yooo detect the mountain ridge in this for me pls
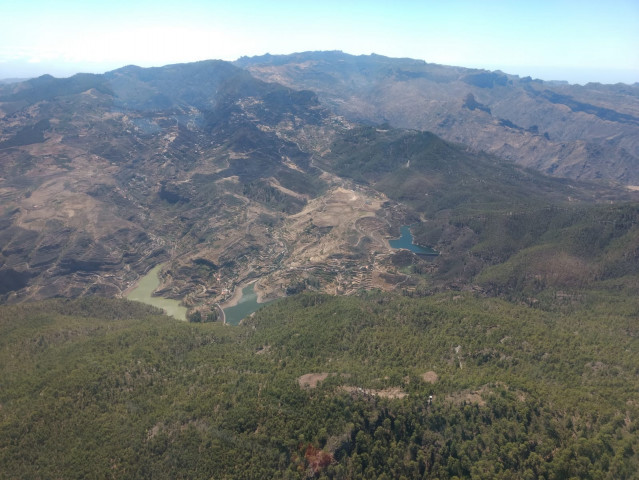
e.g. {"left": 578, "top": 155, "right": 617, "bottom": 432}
{"left": 237, "top": 51, "right": 639, "bottom": 184}
{"left": 0, "top": 60, "right": 332, "bottom": 303}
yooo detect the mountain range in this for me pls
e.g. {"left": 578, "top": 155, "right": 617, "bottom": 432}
{"left": 238, "top": 51, "right": 639, "bottom": 185}
{"left": 1, "top": 52, "right": 639, "bottom": 478}
{"left": 1, "top": 53, "right": 639, "bottom": 307}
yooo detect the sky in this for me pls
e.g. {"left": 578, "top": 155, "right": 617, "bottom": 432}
{"left": 1, "top": 0, "right": 638, "bottom": 84}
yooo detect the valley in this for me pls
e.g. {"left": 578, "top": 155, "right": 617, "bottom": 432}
{"left": 0, "top": 61, "right": 481, "bottom": 313}
{"left": 0, "top": 58, "right": 637, "bottom": 319}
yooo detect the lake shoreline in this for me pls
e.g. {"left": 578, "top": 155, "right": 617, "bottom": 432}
{"left": 389, "top": 225, "right": 438, "bottom": 256}
{"left": 222, "top": 282, "right": 277, "bottom": 326}
{"left": 220, "top": 280, "right": 257, "bottom": 310}
{"left": 125, "top": 264, "right": 188, "bottom": 321}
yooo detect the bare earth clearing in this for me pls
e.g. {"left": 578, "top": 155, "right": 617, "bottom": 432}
{"left": 298, "top": 373, "right": 332, "bottom": 389}
{"left": 421, "top": 371, "right": 439, "bottom": 383}
{"left": 297, "top": 373, "right": 408, "bottom": 399}
{"left": 341, "top": 386, "right": 408, "bottom": 399}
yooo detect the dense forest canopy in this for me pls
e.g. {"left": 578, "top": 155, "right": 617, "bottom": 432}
{"left": 0, "top": 295, "right": 637, "bottom": 478}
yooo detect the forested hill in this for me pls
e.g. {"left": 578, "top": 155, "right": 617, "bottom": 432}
{"left": 1, "top": 295, "right": 637, "bottom": 478}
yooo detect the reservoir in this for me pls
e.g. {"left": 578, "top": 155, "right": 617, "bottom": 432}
{"left": 223, "top": 283, "right": 272, "bottom": 326}
{"left": 389, "top": 225, "right": 438, "bottom": 255}
{"left": 126, "top": 264, "right": 188, "bottom": 320}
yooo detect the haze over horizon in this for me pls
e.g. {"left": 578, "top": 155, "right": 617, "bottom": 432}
{"left": 2, "top": 0, "right": 638, "bottom": 85}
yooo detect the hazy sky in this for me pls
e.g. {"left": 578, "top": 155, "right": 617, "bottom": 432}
{"left": 1, "top": 0, "right": 638, "bottom": 84}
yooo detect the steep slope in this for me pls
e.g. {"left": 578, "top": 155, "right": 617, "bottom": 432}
{"left": 316, "top": 125, "right": 639, "bottom": 296}
{"left": 0, "top": 61, "right": 329, "bottom": 303}
{"left": 237, "top": 51, "right": 639, "bottom": 184}
{"left": 321, "top": 125, "right": 605, "bottom": 213}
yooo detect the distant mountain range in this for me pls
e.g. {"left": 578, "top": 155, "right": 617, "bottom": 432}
{"left": 237, "top": 51, "right": 639, "bottom": 185}
{"left": 0, "top": 78, "right": 29, "bottom": 85}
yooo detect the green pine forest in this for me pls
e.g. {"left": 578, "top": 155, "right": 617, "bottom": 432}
{"left": 1, "top": 288, "right": 637, "bottom": 478}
